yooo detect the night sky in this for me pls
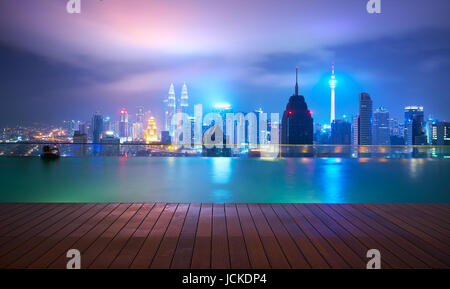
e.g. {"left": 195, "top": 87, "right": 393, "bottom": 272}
{"left": 0, "top": 0, "right": 449, "bottom": 127}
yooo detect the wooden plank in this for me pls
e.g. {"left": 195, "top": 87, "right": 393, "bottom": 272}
{"left": 150, "top": 204, "right": 189, "bottom": 269}
{"left": 319, "top": 204, "right": 409, "bottom": 269}
{"left": 271, "top": 204, "right": 329, "bottom": 269}
{"left": 294, "top": 204, "right": 365, "bottom": 268}
{"left": 225, "top": 203, "right": 250, "bottom": 269}
{"left": 0, "top": 204, "right": 90, "bottom": 268}
{"left": 327, "top": 204, "right": 418, "bottom": 268}
{"left": 282, "top": 203, "right": 349, "bottom": 269}
{"left": 89, "top": 203, "right": 154, "bottom": 269}
{"left": 247, "top": 204, "right": 290, "bottom": 269}
{"left": 211, "top": 203, "right": 230, "bottom": 269}
{"left": 0, "top": 203, "right": 448, "bottom": 269}
{"left": 406, "top": 204, "right": 450, "bottom": 228}
{"left": 130, "top": 203, "right": 178, "bottom": 269}
{"left": 0, "top": 204, "right": 22, "bottom": 216}
{"left": 0, "top": 204, "right": 35, "bottom": 222}
{"left": 47, "top": 203, "right": 131, "bottom": 269}
{"left": 170, "top": 203, "right": 201, "bottom": 269}
{"left": 427, "top": 204, "right": 450, "bottom": 215}
{"left": 80, "top": 203, "right": 142, "bottom": 268}
{"left": 109, "top": 203, "right": 166, "bottom": 269}
{"left": 350, "top": 204, "right": 447, "bottom": 268}
{"left": 307, "top": 204, "right": 369, "bottom": 267}
{"left": 7, "top": 203, "right": 104, "bottom": 268}
{"left": 0, "top": 204, "right": 60, "bottom": 237}
{"left": 364, "top": 204, "right": 450, "bottom": 266}
{"left": 381, "top": 203, "right": 450, "bottom": 238}
{"left": 0, "top": 204, "right": 77, "bottom": 258}
{"left": 339, "top": 204, "right": 429, "bottom": 268}
{"left": 259, "top": 204, "right": 310, "bottom": 269}
{"left": 235, "top": 204, "right": 270, "bottom": 269}
{"left": 191, "top": 203, "right": 212, "bottom": 269}
{"left": 28, "top": 203, "right": 119, "bottom": 268}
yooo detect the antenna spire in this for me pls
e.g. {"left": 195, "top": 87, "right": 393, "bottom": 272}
{"left": 295, "top": 66, "right": 299, "bottom": 96}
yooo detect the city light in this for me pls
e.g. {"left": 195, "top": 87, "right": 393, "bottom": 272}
{"left": 328, "top": 79, "right": 337, "bottom": 88}
{"left": 214, "top": 103, "right": 231, "bottom": 109}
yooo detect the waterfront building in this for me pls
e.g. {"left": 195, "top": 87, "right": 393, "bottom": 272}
{"left": 100, "top": 131, "right": 120, "bottom": 156}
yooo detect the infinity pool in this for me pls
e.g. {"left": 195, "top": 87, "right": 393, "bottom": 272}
{"left": 0, "top": 157, "right": 449, "bottom": 203}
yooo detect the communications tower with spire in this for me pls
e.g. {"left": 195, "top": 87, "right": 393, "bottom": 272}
{"left": 329, "top": 62, "right": 337, "bottom": 124}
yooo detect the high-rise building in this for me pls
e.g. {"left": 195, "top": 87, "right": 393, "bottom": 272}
{"left": 431, "top": 122, "right": 450, "bottom": 145}
{"left": 356, "top": 92, "right": 373, "bottom": 145}
{"left": 373, "top": 107, "right": 390, "bottom": 145}
{"left": 100, "top": 131, "right": 120, "bottom": 156}
{"left": 388, "top": 117, "right": 400, "bottom": 136}
{"left": 144, "top": 116, "right": 158, "bottom": 143}
{"left": 63, "top": 120, "right": 76, "bottom": 137}
{"left": 136, "top": 106, "right": 145, "bottom": 123}
{"left": 412, "top": 114, "right": 427, "bottom": 145}
{"left": 281, "top": 67, "right": 313, "bottom": 155}
{"left": 132, "top": 122, "right": 144, "bottom": 141}
{"left": 180, "top": 82, "right": 189, "bottom": 115}
{"left": 329, "top": 62, "right": 337, "bottom": 124}
{"left": 352, "top": 116, "right": 359, "bottom": 145}
{"left": 103, "top": 116, "right": 111, "bottom": 133}
{"left": 92, "top": 112, "right": 103, "bottom": 143}
{"left": 119, "top": 108, "right": 129, "bottom": 141}
{"left": 331, "top": 120, "right": 351, "bottom": 145}
{"left": 166, "top": 83, "right": 176, "bottom": 136}
{"left": 404, "top": 106, "right": 424, "bottom": 145}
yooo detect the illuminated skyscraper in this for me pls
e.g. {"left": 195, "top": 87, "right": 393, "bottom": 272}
{"left": 91, "top": 111, "right": 103, "bottom": 143}
{"left": 329, "top": 62, "right": 337, "bottom": 124}
{"left": 281, "top": 67, "right": 314, "bottom": 156}
{"left": 373, "top": 107, "right": 390, "bottom": 145}
{"left": 166, "top": 83, "right": 176, "bottom": 136}
{"left": 136, "top": 106, "right": 145, "bottom": 123}
{"left": 119, "top": 108, "right": 129, "bottom": 140}
{"left": 144, "top": 116, "right": 158, "bottom": 143}
{"left": 180, "top": 82, "right": 189, "bottom": 114}
{"left": 404, "top": 106, "right": 425, "bottom": 145}
{"left": 357, "top": 92, "right": 372, "bottom": 145}
{"left": 331, "top": 120, "right": 351, "bottom": 145}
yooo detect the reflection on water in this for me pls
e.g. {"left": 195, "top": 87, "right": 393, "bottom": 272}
{"left": 211, "top": 158, "right": 232, "bottom": 184}
{"left": 408, "top": 158, "right": 425, "bottom": 179}
{"left": 322, "top": 158, "right": 344, "bottom": 203}
{"left": 0, "top": 157, "right": 449, "bottom": 203}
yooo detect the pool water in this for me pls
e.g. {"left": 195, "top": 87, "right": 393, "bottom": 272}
{"left": 0, "top": 157, "right": 449, "bottom": 203}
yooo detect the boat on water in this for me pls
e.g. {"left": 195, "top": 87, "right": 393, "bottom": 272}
{"left": 40, "top": 145, "right": 60, "bottom": 159}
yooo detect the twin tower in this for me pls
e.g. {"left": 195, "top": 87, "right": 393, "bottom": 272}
{"left": 164, "top": 83, "right": 189, "bottom": 134}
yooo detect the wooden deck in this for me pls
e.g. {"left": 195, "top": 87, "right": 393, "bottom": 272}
{"left": 0, "top": 203, "right": 449, "bottom": 269}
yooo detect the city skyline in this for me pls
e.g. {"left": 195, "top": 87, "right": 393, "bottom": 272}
{"left": 0, "top": 1, "right": 449, "bottom": 126}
